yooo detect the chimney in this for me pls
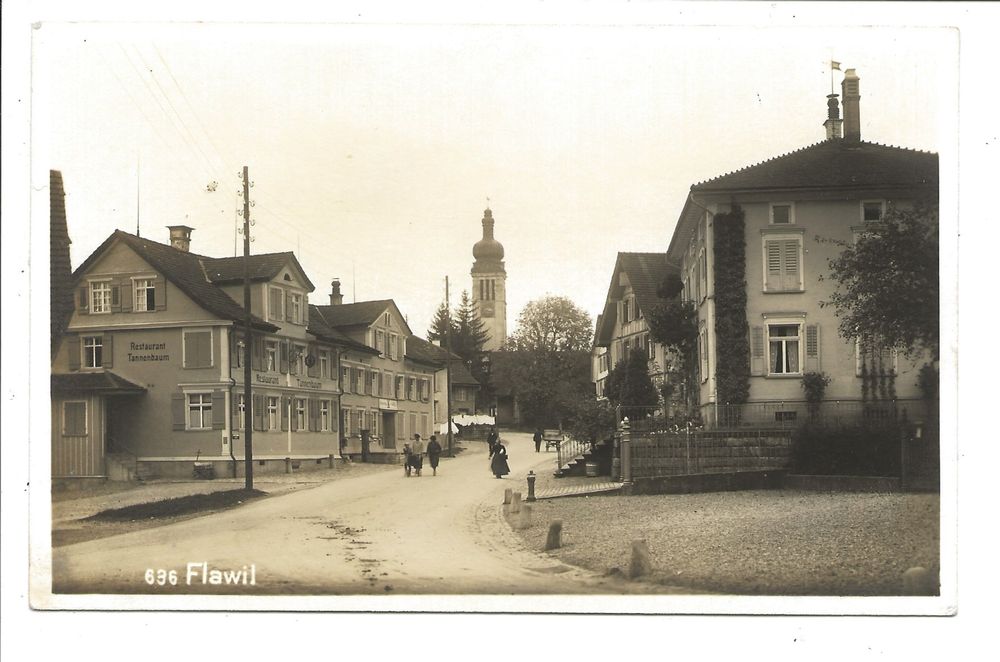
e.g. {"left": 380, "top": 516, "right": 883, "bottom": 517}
{"left": 841, "top": 68, "right": 861, "bottom": 142}
{"left": 167, "top": 225, "right": 194, "bottom": 252}
{"left": 329, "top": 279, "right": 344, "bottom": 306}
{"left": 824, "top": 93, "right": 843, "bottom": 140}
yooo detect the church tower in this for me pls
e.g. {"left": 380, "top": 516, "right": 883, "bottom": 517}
{"left": 471, "top": 207, "right": 507, "bottom": 351}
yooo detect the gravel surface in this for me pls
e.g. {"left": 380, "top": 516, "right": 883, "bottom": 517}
{"left": 510, "top": 489, "right": 940, "bottom": 595}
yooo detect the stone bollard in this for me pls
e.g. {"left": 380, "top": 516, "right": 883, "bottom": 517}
{"left": 285, "top": 457, "right": 292, "bottom": 474}
{"left": 329, "top": 453, "right": 336, "bottom": 469}
{"left": 902, "top": 566, "right": 936, "bottom": 596}
{"left": 544, "top": 520, "right": 563, "bottom": 551}
{"left": 526, "top": 471, "right": 537, "bottom": 502}
{"left": 628, "top": 540, "right": 652, "bottom": 579}
{"left": 510, "top": 492, "right": 522, "bottom": 514}
{"left": 515, "top": 504, "right": 532, "bottom": 530}
{"left": 503, "top": 488, "right": 513, "bottom": 505}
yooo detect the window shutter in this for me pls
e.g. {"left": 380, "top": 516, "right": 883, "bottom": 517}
{"left": 281, "top": 396, "right": 289, "bottom": 431}
{"left": 212, "top": 390, "right": 226, "bottom": 430}
{"left": 102, "top": 335, "right": 114, "bottom": 368}
{"left": 68, "top": 336, "right": 81, "bottom": 371}
{"left": 200, "top": 332, "right": 212, "bottom": 368}
{"left": 172, "top": 393, "right": 186, "bottom": 431}
{"left": 750, "top": 326, "right": 765, "bottom": 376}
{"left": 310, "top": 398, "right": 319, "bottom": 432}
{"left": 783, "top": 240, "right": 800, "bottom": 291}
{"left": 253, "top": 394, "right": 264, "bottom": 431}
{"left": 805, "top": 324, "right": 821, "bottom": 372}
{"left": 765, "top": 241, "right": 782, "bottom": 291}
{"left": 255, "top": 286, "right": 265, "bottom": 318}
{"left": 121, "top": 281, "right": 133, "bottom": 313}
{"left": 78, "top": 286, "right": 89, "bottom": 314}
{"left": 307, "top": 345, "right": 318, "bottom": 377}
{"left": 109, "top": 282, "right": 122, "bottom": 312}
{"left": 285, "top": 292, "right": 293, "bottom": 322}
{"left": 154, "top": 277, "right": 167, "bottom": 311}
{"left": 253, "top": 337, "right": 263, "bottom": 370}
{"left": 279, "top": 341, "right": 289, "bottom": 374}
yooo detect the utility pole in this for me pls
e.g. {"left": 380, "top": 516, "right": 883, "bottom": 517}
{"left": 445, "top": 276, "right": 454, "bottom": 458}
{"left": 241, "top": 166, "right": 254, "bottom": 490}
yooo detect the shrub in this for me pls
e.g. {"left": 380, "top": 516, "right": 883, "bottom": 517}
{"left": 791, "top": 421, "right": 906, "bottom": 476}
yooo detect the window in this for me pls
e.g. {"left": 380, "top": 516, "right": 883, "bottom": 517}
{"left": 290, "top": 293, "right": 303, "bottom": 324}
{"left": 183, "top": 330, "right": 213, "bottom": 368}
{"left": 862, "top": 200, "right": 885, "bottom": 223}
{"left": 356, "top": 409, "right": 365, "bottom": 434}
{"left": 768, "top": 324, "right": 802, "bottom": 375}
{"left": 408, "top": 378, "right": 417, "bottom": 401}
{"left": 187, "top": 393, "right": 213, "bottom": 429}
{"left": 265, "top": 341, "right": 278, "bottom": 371}
{"left": 83, "top": 336, "right": 103, "bottom": 368}
{"left": 375, "top": 330, "right": 385, "bottom": 353}
{"left": 763, "top": 236, "right": 803, "bottom": 292}
{"left": 295, "top": 398, "right": 306, "bottom": 431}
{"left": 389, "top": 334, "right": 398, "bottom": 360}
{"left": 699, "top": 329, "right": 709, "bottom": 383}
{"left": 319, "top": 400, "right": 331, "bottom": 432}
{"left": 770, "top": 202, "right": 794, "bottom": 225}
{"left": 699, "top": 249, "right": 708, "bottom": 300}
{"left": 235, "top": 339, "right": 246, "bottom": 368}
{"left": 396, "top": 376, "right": 405, "bottom": 400}
{"left": 90, "top": 281, "right": 113, "bottom": 314}
{"left": 341, "top": 366, "right": 351, "bottom": 390}
{"left": 647, "top": 336, "right": 656, "bottom": 360}
{"left": 62, "top": 401, "right": 87, "bottom": 436}
{"left": 267, "top": 396, "right": 279, "bottom": 431}
{"left": 237, "top": 394, "right": 246, "bottom": 430}
{"left": 356, "top": 367, "right": 366, "bottom": 395}
{"left": 371, "top": 370, "right": 380, "bottom": 396}
{"left": 370, "top": 411, "right": 379, "bottom": 437}
{"left": 133, "top": 278, "right": 156, "bottom": 312}
{"left": 292, "top": 344, "right": 306, "bottom": 375}
{"left": 268, "top": 287, "right": 284, "bottom": 321}
{"left": 319, "top": 351, "right": 329, "bottom": 379}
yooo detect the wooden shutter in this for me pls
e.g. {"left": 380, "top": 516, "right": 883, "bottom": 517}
{"left": 750, "top": 326, "right": 765, "bottom": 376}
{"left": 212, "top": 391, "right": 226, "bottom": 430}
{"left": 307, "top": 344, "right": 318, "bottom": 377}
{"left": 782, "top": 240, "right": 801, "bottom": 291}
{"left": 201, "top": 332, "right": 213, "bottom": 368}
{"left": 78, "top": 286, "right": 89, "bottom": 314}
{"left": 102, "top": 335, "right": 114, "bottom": 368}
{"left": 68, "top": 336, "right": 81, "bottom": 371}
{"left": 805, "top": 324, "right": 821, "bottom": 372}
{"left": 285, "top": 292, "right": 293, "bottom": 322}
{"left": 172, "top": 393, "right": 186, "bottom": 431}
{"left": 279, "top": 341, "right": 289, "bottom": 374}
{"left": 310, "top": 398, "right": 320, "bottom": 431}
{"left": 255, "top": 285, "right": 265, "bottom": 318}
{"left": 253, "top": 394, "right": 264, "bottom": 431}
{"left": 765, "top": 241, "right": 782, "bottom": 291}
{"left": 110, "top": 282, "right": 122, "bottom": 312}
{"left": 154, "top": 277, "right": 167, "bottom": 310}
{"left": 281, "top": 396, "right": 290, "bottom": 431}
{"left": 121, "top": 280, "right": 133, "bottom": 313}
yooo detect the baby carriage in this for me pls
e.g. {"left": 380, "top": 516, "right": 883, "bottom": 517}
{"left": 402, "top": 444, "right": 423, "bottom": 477}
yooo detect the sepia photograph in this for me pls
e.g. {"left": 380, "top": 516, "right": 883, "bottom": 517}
{"left": 7, "top": 2, "right": 991, "bottom": 647}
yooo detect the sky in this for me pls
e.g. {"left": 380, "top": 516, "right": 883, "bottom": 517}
{"left": 31, "top": 17, "right": 954, "bottom": 340}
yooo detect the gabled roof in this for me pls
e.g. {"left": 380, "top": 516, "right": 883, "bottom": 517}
{"left": 691, "top": 139, "right": 938, "bottom": 193}
{"left": 72, "top": 231, "right": 278, "bottom": 333}
{"left": 593, "top": 252, "right": 677, "bottom": 347}
{"left": 307, "top": 304, "right": 379, "bottom": 354}
{"left": 50, "top": 170, "right": 75, "bottom": 360}
{"left": 405, "top": 335, "right": 465, "bottom": 368}
{"left": 204, "top": 252, "right": 315, "bottom": 291}
{"left": 449, "top": 361, "right": 480, "bottom": 387}
{"left": 314, "top": 299, "right": 413, "bottom": 337}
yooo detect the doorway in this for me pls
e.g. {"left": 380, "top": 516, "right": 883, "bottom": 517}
{"left": 381, "top": 411, "right": 396, "bottom": 449}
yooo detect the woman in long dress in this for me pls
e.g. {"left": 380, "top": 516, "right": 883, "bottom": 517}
{"left": 490, "top": 441, "right": 510, "bottom": 479}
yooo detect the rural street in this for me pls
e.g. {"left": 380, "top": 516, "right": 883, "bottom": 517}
{"left": 51, "top": 432, "right": 644, "bottom": 595}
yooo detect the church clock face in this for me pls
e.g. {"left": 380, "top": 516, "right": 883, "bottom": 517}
{"left": 481, "top": 301, "right": 495, "bottom": 318}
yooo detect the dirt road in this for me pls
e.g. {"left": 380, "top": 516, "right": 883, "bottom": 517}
{"left": 50, "top": 432, "right": 663, "bottom": 596}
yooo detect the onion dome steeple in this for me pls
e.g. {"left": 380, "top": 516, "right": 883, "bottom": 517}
{"left": 472, "top": 208, "right": 505, "bottom": 272}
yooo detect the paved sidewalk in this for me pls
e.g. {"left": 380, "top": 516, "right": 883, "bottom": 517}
{"left": 534, "top": 480, "right": 622, "bottom": 500}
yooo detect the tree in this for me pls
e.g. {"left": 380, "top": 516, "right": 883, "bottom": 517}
{"left": 822, "top": 203, "right": 939, "bottom": 359}
{"left": 503, "top": 295, "right": 593, "bottom": 353}
{"left": 453, "top": 290, "right": 491, "bottom": 361}
{"left": 646, "top": 297, "right": 699, "bottom": 411}
{"left": 492, "top": 295, "right": 594, "bottom": 427}
{"left": 603, "top": 350, "right": 659, "bottom": 413}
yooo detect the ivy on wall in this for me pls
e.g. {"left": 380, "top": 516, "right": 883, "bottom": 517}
{"left": 712, "top": 206, "right": 750, "bottom": 404}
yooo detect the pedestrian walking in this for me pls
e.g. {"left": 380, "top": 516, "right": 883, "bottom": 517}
{"left": 490, "top": 440, "right": 510, "bottom": 479}
{"left": 402, "top": 442, "right": 413, "bottom": 477}
{"left": 426, "top": 435, "right": 443, "bottom": 476}
{"left": 411, "top": 433, "right": 425, "bottom": 477}
{"left": 486, "top": 427, "right": 499, "bottom": 456}
{"left": 533, "top": 427, "right": 543, "bottom": 453}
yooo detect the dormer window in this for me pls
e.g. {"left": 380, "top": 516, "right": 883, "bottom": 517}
{"left": 90, "top": 280, "right": 113, "bottom": 314}
{"left": 268, "top": 286, "right": 285, "bottom": 321}
{"left": 132, "top": 278, "right": 156, "bottom": 312}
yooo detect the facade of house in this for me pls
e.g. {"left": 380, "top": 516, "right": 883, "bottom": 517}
{"left": 405, "top": 336, "right": 480, "bottom": 430}
{"left": 665, "top": 69, "right": 939, "bottom": 424}
{"left": 52, "top": 226, "right": 357, "bottom": 482}
{"left": 313, "top": 289, "right": 436, "bottom": 457}
{"left": 592, "top": 252, "right": 677, "bottom": 404}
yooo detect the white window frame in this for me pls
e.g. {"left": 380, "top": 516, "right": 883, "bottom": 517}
{"left": 265, "top": 341, "right": 278, "bottom": 372}
{"left": 291, "top": 343, "right": 306, "bottom": 375}
{"left": 319, "top": 351, "right": 330, "bottom": 379}
{"left": 319, "top": 399, "right": 331, "bottom": 432}
{"left": 295, "top": 397, "right": 306, "bottom": 431}
{"left": 182, "top": 328, "right": 214, "bottom": 369}
{"left": 187, "top": 392, "right": 213, "bottom": 430}
{"left": 861, "top": 199, "right": 886, "bottom": 223}
{"left": 761, "top": 232, "right": 805, "bottom": 293}
{"left": 82, "top": 335, "right": 103, "bottom": 369}
{"left": 89, "top": 279, "right": 113, "bottom": 314}
{"left": 290, "top": 292, "right": 303, "bottom": 324}
{"left": 769, "top": 201, "right": 795, "bottom": 225}
{"left": 371, "top": 370, "right": 380, "bottom": 396}
{"left": 132, "top": 276, "right": 156, "bottom": 312}
{"left": 62, "top": 400, "right": 88, "bottom": 436}
{"left": 389, "top": 333, "right": 398, "bottom": 360}
{"left": 235, "top": 338, "right": 246, "bottom": 368}
{"left": 267, "top": 396, "right": 279, "bottom": 431}
{"left": 699, "top": 329, "right": 709, "bottom": 384}
{"left": 766, "top": 322, "right": 804, "bottom": 376}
